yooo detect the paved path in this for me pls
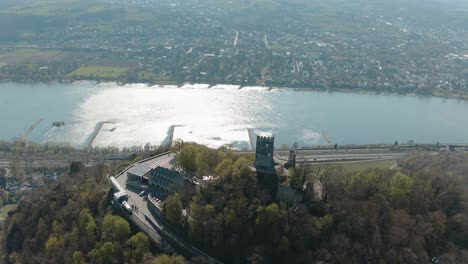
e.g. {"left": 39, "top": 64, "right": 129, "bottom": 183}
{"left": 390, "top": 163, "right": 399, "bottom": 170}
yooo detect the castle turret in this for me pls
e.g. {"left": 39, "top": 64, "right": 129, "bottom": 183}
{"left": 255, "top": 135, "right": 278, "bottom": 196}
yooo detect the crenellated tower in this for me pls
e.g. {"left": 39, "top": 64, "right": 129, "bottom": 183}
{"left": 255, "top": 135, "right": 278, "bottom": 196}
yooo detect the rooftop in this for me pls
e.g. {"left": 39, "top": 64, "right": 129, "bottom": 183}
{"left": 141, "top": 152, "right": 178, "bottom": 170}
{"left": 127, "top": 163, "right": 152, "bottom": 177}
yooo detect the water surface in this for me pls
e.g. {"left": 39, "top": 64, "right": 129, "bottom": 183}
{"left": 1, "top": 82, "right": 468, "bottom": 149}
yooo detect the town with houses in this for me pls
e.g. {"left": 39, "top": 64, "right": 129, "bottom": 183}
{"left": 0, "top": 0, "right": 466, "bottom": 98}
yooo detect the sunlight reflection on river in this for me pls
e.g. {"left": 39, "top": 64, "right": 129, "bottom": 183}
{"left": 2, "top": 82, "right": 468, "bottom": 149}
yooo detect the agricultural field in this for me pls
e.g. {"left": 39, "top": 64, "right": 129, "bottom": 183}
{"left": 0, "top": 48, "right": 63, "bottom": 65}
{"left": 67, "top": 65, "right": 128, "bottom": 80}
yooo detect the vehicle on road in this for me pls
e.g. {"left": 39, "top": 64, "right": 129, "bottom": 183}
{"left": 139, "top": 190, "right": 147, "bottom": 197}
{"left": 122, "top": 201, "right": 132, "bottom": 214}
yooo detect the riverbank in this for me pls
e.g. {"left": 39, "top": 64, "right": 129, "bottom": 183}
{"left": 23, "top": 78, "right": 468, "bottom": 101}
{"left": 2, "top": 77, "right": 467, "bottom": 101}
{"left": 116, "top": 80, "right": 468, "bottom": 101}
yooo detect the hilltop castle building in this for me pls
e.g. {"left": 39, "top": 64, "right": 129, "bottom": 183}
{"left": 255, "top": 135, "right": 278, "bottom": 196}
{"left": 254, "top": 134, "right": 322, "bottom": 204}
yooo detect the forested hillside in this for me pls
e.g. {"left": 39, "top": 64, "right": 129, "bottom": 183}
{"left": 174, "top": 147, "right": 468, "bottom": 263}
{"left": 0, "top": 162, "right": 185, "bottom": 264}
{"left": 1, "top": 150, "right": 468, "bottom": 264}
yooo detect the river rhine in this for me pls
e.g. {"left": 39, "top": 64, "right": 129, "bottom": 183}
{"left": 1, "top": 82, "right": 468, "bottom": 149}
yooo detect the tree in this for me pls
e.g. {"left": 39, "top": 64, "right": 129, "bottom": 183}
{"left": 73, "top": 251, "right": 85, "bottom": 264}
{"left": 163, "top": 193, "right": 183, "bottom": 227}
{"left": 277, "top": 235, "right": 289, "bottom": 257}
{"left": 232, "top": 158, "right": 251, "bottom": 178}
{"left": 100, "top": 162, "right": 111, "bottom": 177}
{"left": 102, "top": 214, "right": 130, "bottom": 242}
{"left": 232, "top": 158, "right": 256, "bottom": 197}
{"left": 79, "top": 208, "right": 97, "bottom": 246}
{"left": 85, "top": 219, "right": 98, "bottom": 246}
{"left": 93, "top": 242, "right": 117, "bottom": 264}
{"left": 126, "top": 232, "right": 150, "bottom": 261}
{"left": 188, "top": 201, "right": 204, "bottom": 242}
{"left": 45, "top": 235, "right": 63, "bottom": 257}
{"left": 150, "top": 254, "right": 187, "bottom": 264}
{"left": 289, "top": 167, "right": 311, "bottom": 190}
{"left": 318, "top": 214, "right": 334, "bottom": 236}
{"left": 214, "top": 158, "right": 232, "bottom": 177}
{"left": 178, "top": 144, "right": 198, "bottom": 173}
{"left": 114, "top": 216, "right": 131, "bottom": 242}
{"left": 256, "top": 203, "right": 285, "bottom": 242}
{"left": 198, "top": 147, "right": 221, "bottom": 173}
{"left": 390, "top": 172, "right": 414, "bottom": 206}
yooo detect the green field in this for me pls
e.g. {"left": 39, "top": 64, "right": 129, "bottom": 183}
{"left": 0, "top": 204, "right": 18, "bottom": 219}
{"left": 0, "top": 48, "right": 63, "bottom": 67}
{"left": 67, "top": 65, "right": 128, "bottom": 79}
{"left": 12, "top": 48, "right": 61, "bottom": 57}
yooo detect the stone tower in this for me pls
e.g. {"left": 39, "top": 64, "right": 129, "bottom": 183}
{"left": 255, "top": 135, "right": 278, "bottom": 195}
{"left": 286, "top": 149, "right": 296, "bottom": 169}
